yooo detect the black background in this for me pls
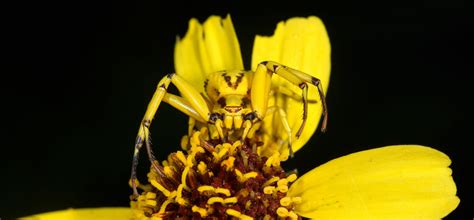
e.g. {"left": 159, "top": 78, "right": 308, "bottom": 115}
{"left": 3, "top": 0, "right": 471, "bottom": 219}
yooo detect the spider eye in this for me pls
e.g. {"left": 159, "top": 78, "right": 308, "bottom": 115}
{"left": 243, "top": 112, "right": 257, "bottom": 121}
{"left": 209, "top": 113, "right": 223, "bottom": 123}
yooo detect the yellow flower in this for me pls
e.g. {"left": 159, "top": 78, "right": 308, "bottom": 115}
{"left": 21, "top": 15, "right": 459, "bottom": 220}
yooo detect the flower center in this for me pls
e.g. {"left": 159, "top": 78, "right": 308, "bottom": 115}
{"left": 131, "top": 128, "right": 301, "bottom": 219}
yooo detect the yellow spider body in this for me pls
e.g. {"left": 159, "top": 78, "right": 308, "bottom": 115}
{"left": 205, "top": 70, "right": 251, "bottom": 131}
{"left": 130, "top": 15, "right": 330, "bottom": 197}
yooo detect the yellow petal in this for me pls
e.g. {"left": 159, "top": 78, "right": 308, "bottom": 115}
{"left": 174, "top": 14, "right": 244, "bottom": 93}
{"left": 251, "top": 16, "right": 331, "bottom": 155}
{"left": 288, "top": 145, "right": 459, "bottom": 219}
{"left": 19, "top": 207, "right": 132, "bottom": 220}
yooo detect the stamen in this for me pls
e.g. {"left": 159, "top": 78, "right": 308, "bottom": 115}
{"left": 264, "top": 152, "right": 281, "bottom": 167}
{"left": 277, "top": 179, "right": 288, "bottom": 187}
{"left": 175, "top": 151, "right": 187, "bottom": 165}
{"left": 240, "top": 215, "right": 254, "bottom": 220}
{"left": 276, "top": 207, "right": 289, "bottom": 217}
{"left": 288, "top": 211, "right": 298, "bottom": 220}
{"left": 207, "top": 197, "right": 224, "bottom": 205}
{"left": 132, "top": 130, "right": 301, "bottom": 219}
{"left": 277, "top": 185, "right": 289, "bottom": 193}
{"left": 280, "top": 197, "right": 292, "bottom": 206}
{"left": 215, "top": 188, "right": 231, "bottom": 196}
{"left": 180, "top": 135, "right": 189, "bottom": 150}
{"left": 222, "top": 143, "right": 232, "bottom": 151}
{"left": 197, "top": 161, "right": 207, "bottom": 174}
{"left": 158, "top": 199, "right": 172, "bottom": 214}
{"left": 145, "top": 200, "right": 157, "bottom": 206}
{"left": 243, "top": 172, "right": 258, "bottom": 179}
{"left": 191, "top": 130, "right": 201, "bottom": 146}
{"left": 197, "top": 185, "right": 215, "bottom": 193}
{"left": 223, "top": 197, "right": 238, "bottom": 204}
{"left": 226, "top": 209, "right": 242, "bottom": 218}
{"left": 226, "top": 209, "right": 254, "bottom": 220}
{"left": 230, "top": 141, "right": 241, "bottom": 154}
{"left": 263, "top": 186, "right": 275, "bottom": 194}
{"left": 263, "top": 176, "right": 280, "bottom": 187}
{"left": 181, "top": 167, "right": 190, "bottom": 188}
{"left": 287, "top": 173, "right": 298, "bottom": 182}
{"left": 221, "top": 156, "right": 236, "bottom": 171}
{"left": 213, "top": 147, "right": 228, "bottom": 161}
{"left": 163, "top": 165, "right": 174, "bottom": 178}
{"left": 177, "top": 197, "right": 188, "bottom": 206}
{"left": 235, "top": 169, "right": 258, "bottom": 182}
{"left": 150, "top": 179, "right": 171, "bottom": 197}
{"left": 176, "top": 184, "right": 185, "bottom": 200}
{"left": 145, "top": 192, "right": 156, "bottom": 199}
{"left": 192, "top": 205, "right": 208, "bottom": 217}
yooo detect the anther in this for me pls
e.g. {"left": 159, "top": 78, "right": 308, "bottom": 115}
{"left": 276, "top": 207, "right": 289, "bottom": 217}
{"left": 145, "top": 200, "right": 157, "bottom": 206}
{"left": 244, "top": 172, "right": 258, "bottom": 180}
{"left": 277, "top": 185, "right": 289, "bottom": 193}
{"left": 287, "top": 173, "right": 298, "bottom": 182}
{"left": 277, "top": 179, "right": 288, "bottom": 187}
{"left": 197, "top": 161, "right": 208, "bottom": 174}
{"left": 207, "top": 197, "right": 224, "bottom": 205}
{"left": 145, "top": 192, "right": 156, "bottom": 199}
{"left": 226, "top": 209, "right": 253, "bottom": 220}
{"left": 288, "top": 211, "right": 298, "bottom": 220}
{"left": 226, "top": 209, "right": 242, "bottom": 218}
{"left": 263, "top": 186, "right": 275, "bottom": 194}
{"left": 223, "top": 197, "right": 238, "bottom": 204}
{"left": 192, "top": 205, "right": 208, "bottom": 217}
{"left": 176, "top": 151, "right": 187, "bottom": 165}
{"left": 198, "top": 185, "right": 215, "bottom": 193}
{"left": 177, "top": 197, "right": 188, "bottom": 206}
{"left": 280, "top": 197, "right": 292, "bottom": 206}
{"left": 263, "top": 176, "right": 280, "bottom": 187}
{"left": 215, "top": 188, "right": 231, "bottom": 196}
{"left": 221, "top": 156, "right": 235, "bottom": 171}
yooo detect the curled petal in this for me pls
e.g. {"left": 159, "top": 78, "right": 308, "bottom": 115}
{"left": 288, "top": 145, "right": 459, "bottom": 219}
{"left": 174, "top": 14, "right": 244, "bottom": 93}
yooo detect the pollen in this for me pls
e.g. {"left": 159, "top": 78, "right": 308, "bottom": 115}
{"left": 130, "top": 130, "right": 302, "bottom": 219}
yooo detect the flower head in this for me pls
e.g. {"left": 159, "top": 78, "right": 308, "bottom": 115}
{"left": 128, "top": 15, "right": 458, "bottom": 219}
{"left": 22, "top": 14, "right": 459, "bottom": 220}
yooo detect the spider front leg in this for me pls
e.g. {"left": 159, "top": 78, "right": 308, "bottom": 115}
{"left": 250, "top": 61, "right": 328, "bottom": 157}
{"left": 260, "top": 61, "right": 328, "bottom": 135}
{"left": 131, "top": 73, "right": 210, "bottom": 198}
